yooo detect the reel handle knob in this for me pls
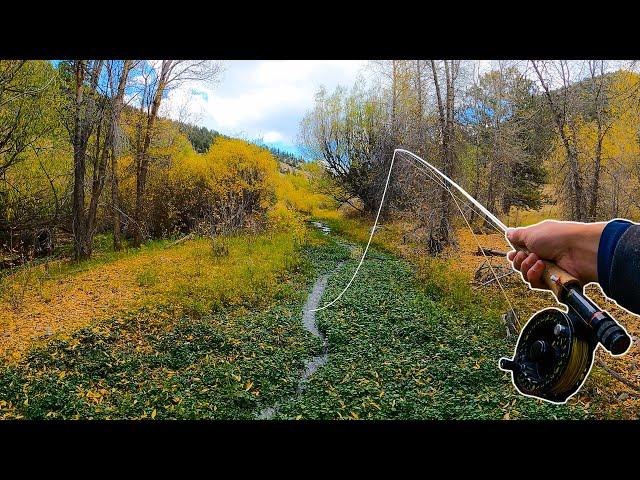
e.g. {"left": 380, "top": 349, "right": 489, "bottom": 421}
{"left": 530, "top": 339, "right": 550, "bottom": 362}
{"left": 499, "top": 358, "right": 520, "bottom": 373}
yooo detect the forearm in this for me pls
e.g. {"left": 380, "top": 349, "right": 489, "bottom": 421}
{"left": 508, "top": 218, "right": 640, "bottom": 314}
{"left": 567, "top": 222, "right": 607, "bottom": 284}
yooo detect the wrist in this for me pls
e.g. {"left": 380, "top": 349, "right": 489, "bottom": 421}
{"left": 570, "top": 222, "right": 606, "bottom": 283}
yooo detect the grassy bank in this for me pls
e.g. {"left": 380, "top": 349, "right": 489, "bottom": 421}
{"left": 0, "top": 228, "right": 346, "bottom": 419}
{"left": 0, "top": 219, "right": 629, "bottom": 419}
{"left": 0, "top": 232, "right": 304, "bottom": 362}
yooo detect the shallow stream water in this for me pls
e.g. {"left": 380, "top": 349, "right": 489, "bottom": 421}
{"left": 257, "top": 222, "right": 338, "bottom": 419}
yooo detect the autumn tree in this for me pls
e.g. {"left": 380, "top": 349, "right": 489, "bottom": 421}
{"left": 463, "top": 63, "right": 548, "bottom": 222}
{"left": 128, "top": 60, "right": 223, "bottom": 247}
{"left": 0, "top": 60, "right": 63, "bottom": 256}
{"left": 61, "top": 60, "right": 134, "bottom": 259}
{"left": 299, "top": 84, "right": 393, "bottom": 214}
{"left": 544, "top": 68, "right": 640, "bottom": 220}
{"left": 531, "top": 60, "right": 589, "bottom": 221}
{"left": 107, "top": 60, "right": 134, "bottom": 251}
{"left": 0, "top": 61, "right": 59, "bottom": 177}
{"left": 428, "top": 60, "right": 461, "bottom": 251}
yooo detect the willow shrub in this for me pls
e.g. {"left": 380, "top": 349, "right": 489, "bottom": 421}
{"left": 123, "top": 134, "right": 329, "bottom": 241}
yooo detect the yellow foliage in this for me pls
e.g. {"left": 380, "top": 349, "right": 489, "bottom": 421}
{"left": 204, "top": 138, "right": 278, "bottom": 206}
{"left": 546, "top": 71, "right": 640, "bottom": 220}
{"left": 0, "top": 232, "right": 300, "bottom": 362}
{"left": 274, "top": 170, "right": 332, "bottom": 214}
{"left": 0, "top": 130, "right": 339, "bottom": 359}
{"left": 166, "top": 137, "right": 280, "bottom": 216}
{"left": 140, "top": 133, "right": 332, "bottom": 234}
{"left": 311, "top": 207, "right": 342, "bottom": 221}
{"left": 266, "top": 201, "right": 305, "bottom": 241}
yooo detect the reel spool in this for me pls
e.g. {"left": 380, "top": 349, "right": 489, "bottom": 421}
{"left": 500, "top": 308, "right": 593, "bottom": 403}
{"left": 497, "top": 238, "right": 633, "bottom": 403}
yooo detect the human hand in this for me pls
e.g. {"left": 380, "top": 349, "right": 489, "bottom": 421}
{"left": 506, "top": 220, "right": 606, "bottom": 290}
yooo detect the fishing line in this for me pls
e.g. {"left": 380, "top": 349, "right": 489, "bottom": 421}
{"left": 310, "top": 147, "right": 397, "bottom": 313}
{"left": 396, "top": 149, "right": 509, "bottom": 231}
{"left": 394, "top": 151, "right": 507, "bottom": 235}
{"left": 312, "top": 149, "right": 514, "bottom": 314}
{"left": 446, "top": 177, "right": 517, "bottom": 320}
{"left": 550, "top": 335, "right": 591, "bottom": 397}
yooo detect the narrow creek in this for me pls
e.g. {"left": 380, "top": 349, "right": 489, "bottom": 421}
{"left": 257, "top": 221, "right": 341, "bottom": 419}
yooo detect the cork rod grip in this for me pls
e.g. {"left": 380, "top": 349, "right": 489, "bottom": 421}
{"left": 540, "top": 259, "right": 582, "bottom": 300}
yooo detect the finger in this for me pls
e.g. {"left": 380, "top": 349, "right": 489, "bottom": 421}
{"left": 527, "top": 260, "right": 546, "bottom": 289}
{"left": 506, "top": 227, "right": 527, "bottom": 248}
{"left": 520, "top": 253, "right": 540, "bottom": 277}
{"left": 512, "top": 251, "right": 528, "bottom": 270}
{"left": 507, "top": 250, "right": 517, "bottom": 261}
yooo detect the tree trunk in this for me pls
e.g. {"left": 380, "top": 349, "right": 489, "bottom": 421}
{"left": 438, "top": 60, "right": 456, "bottom": 244}
{"left": 532, "top": 61, "right": 586, "bottom": 221}
{"left": 429, "top": 60, "right": 457, "bottom": 251}
{"left": 563, "top": 127, "right": 585, "bottom": 221}
{"left": 589, "top": 135, "right": 603, "bottom": 221}
{"left": 588, "top": 60, "right": 606, "bottom": 222}
{"left": 415, "top": 60, "right": 424, "bottom": 151}
{"left": 470, "top": 139, "right": 481, "bottom": 223}
{"left": 133, "top": 61, "right": 171, "bottom": 247}
{"left": 112, "top": 153, "right": 122, "bottom": 251}
{"left": 71, "top": 60, "right": 104, "bottom": 260}
{"left": 391, "top": 60, "right": 397, "bottom": 142}
{"left": 86, "top": 124, "right": 108, "bottom": 245}
{"left": 72, "top": 61, "right": 89, "bottom": 260}
{"left": 110, "top": 60, "right": 132, "bottom": 251}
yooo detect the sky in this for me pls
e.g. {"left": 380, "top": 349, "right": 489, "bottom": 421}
{"left": 161, "top": 60, "right": 369, "bottom": 156}
{"left": 158, "top": 60, "right": 531, "bottom": 156}
{"left": 51, "top": 60, "right": 633, "bottom": 158}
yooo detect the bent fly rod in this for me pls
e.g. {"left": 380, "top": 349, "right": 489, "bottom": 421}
{"left": 314, "top": 148, "right": 631, "bottom": 404}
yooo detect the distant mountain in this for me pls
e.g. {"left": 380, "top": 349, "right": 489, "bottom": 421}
{"left": 263, "top": 146, "right": 304, "bottom": 168}
{"left": 176, "top": 122, "right": 223, "bottom": 154}
{"left": 170, "top": 120, "right": 305, "bottom": 170}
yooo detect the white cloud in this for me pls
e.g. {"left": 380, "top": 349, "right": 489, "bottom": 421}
{"left": 161, "top": 60, "right": 369, "bottom": 153}
{"left": 262, "top": 131, "right": 284, "bottom": 143}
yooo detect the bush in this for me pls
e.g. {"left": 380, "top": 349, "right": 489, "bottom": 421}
{"left": 129, "top": 135, "right": 279, "bottom": 238}
{"left": 128, "top": 133, "right": 333, "bottom": 241}
{"left": 203, "top": 138, "right": 278, "bottom": 233}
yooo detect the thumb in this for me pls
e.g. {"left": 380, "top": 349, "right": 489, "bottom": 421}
{"left": 506, "top": 227, "right": 526, "bottom": 247}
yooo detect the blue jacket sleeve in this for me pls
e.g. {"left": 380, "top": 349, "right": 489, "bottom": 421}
{"left": 597, "top": 219, "right": 640, "bottom": 314}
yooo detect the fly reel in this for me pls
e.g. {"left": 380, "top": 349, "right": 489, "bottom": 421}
{"left": 500, "top": 282, "right": 632, "bottom": 403}
{"left": 500, "top": 308, "right": 593, "bottom": 403}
